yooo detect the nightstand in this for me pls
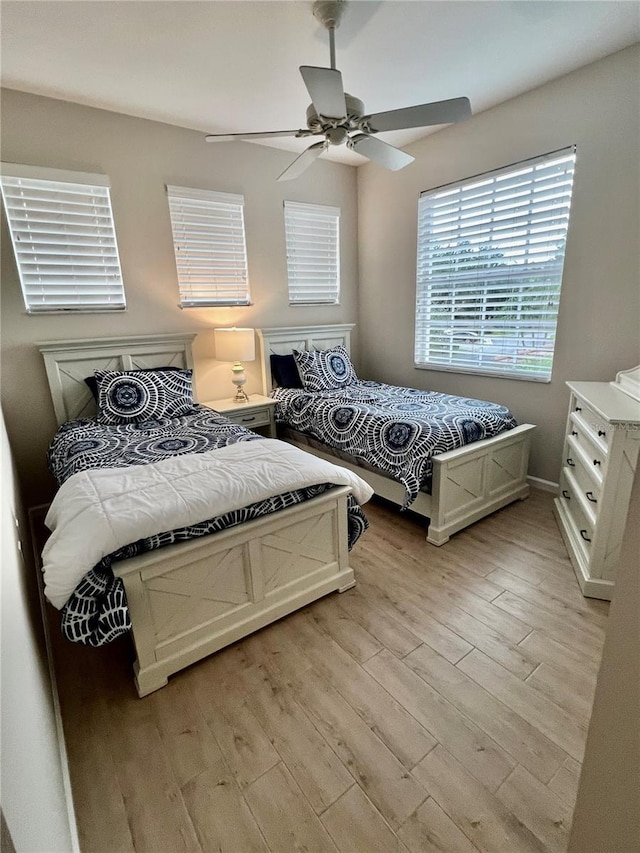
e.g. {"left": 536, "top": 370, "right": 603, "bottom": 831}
{"left": 202, "top": 394, "right": 277, "bottom": 438}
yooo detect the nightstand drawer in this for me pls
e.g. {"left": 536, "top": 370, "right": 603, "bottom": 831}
{"left": 223, "top": 406, "right": 272, "bottom": 428}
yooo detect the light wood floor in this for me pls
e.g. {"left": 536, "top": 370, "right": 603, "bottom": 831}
{"left": 49, "top": 489, "right": 609, "bottom": 853}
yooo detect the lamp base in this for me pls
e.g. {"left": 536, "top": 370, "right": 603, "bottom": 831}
{"left": 231, "top": 362, "right": 249, "bottom": 403}
{"left": 232, "top": 386, "right": 250, "bottom": 404}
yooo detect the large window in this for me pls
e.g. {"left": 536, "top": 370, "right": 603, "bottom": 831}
{"left": 415, "top": 147, "right": 576, "bottom": 381}
{"left": 0, "top": 163, "right": 125, "bottom": 313}
{"left": 167, "top": 185, "right": 250, "bottom": 307}
{"left": 284, "top": 200, "right": 340, "bottom": 305}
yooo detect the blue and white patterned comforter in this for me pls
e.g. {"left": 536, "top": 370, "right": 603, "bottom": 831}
{"left": 272, "top": 381, "right": 518, "bottom": 507}
{"left": 47, "top": 405, "right": 368, "bottom": 646}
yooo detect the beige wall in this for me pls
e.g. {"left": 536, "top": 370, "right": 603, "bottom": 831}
{"left": 357, "top": 45, "right": 640, "bottom": 484}
{"left": 0, "top": 410, "right": 78, "bottom": 851}
{"left": 0, "top": 89, "right": 359, "bottom": 508}
{"left": 568, "top": 464, "right": 640, "bottom": 853}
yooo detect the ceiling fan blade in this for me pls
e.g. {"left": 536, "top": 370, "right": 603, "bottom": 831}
{"left": 365, "top": 97, "right": 472, "bottom": 133}
{"left": 348, "top": 134, "right": 414, "bottom": 171}
{"left": 277, "top": 141, "right": 327, "bottom": 182}
{"left": 300, "top": 66, "right": 346, "bottom": 119}
{"left": 206, "top": 129, "right": 310, "bottom": 142}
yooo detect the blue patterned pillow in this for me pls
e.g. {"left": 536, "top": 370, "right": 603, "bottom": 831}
{"left": 293, "top": 345, "right": 357, "bottom": 392}
{"left": 95, "top": 368, "right": 194, "bottom": 424}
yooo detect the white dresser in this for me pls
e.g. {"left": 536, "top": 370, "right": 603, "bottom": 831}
{"left": 554, "top": 367, "right": 640, "bottom": 600}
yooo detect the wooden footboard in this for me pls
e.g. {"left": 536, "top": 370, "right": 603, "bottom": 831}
{"left": 284, "top": 424, "right": 535, "bottom": 546}
{"left": 426, "top": 423, "right": 535, "bottom": 545}
{"left": 113, "top": 486, "right": 354, "bottom": 697}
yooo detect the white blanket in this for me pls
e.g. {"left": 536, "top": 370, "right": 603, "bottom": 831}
{"left": 42, "top": 439, "right": 373, "bottom": 609}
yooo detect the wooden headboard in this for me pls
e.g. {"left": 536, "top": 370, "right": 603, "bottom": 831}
{"left": 38, "top": 333, "right": 196, "bottom": 425}
{"left": 257, "top": 324, "right": 355, "bottom": 394}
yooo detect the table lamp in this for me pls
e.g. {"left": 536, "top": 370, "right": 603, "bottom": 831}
{"left": 213, "top": 327, "right": 256, "bottom": 403}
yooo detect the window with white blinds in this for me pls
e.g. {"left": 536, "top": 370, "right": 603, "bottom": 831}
{"left": 167, "top": 185, "right": 250, "bottom": 307}
{"left": 284, "top": 201, "right": 340, "bottom": 305}
{"left": 0, "top": 163, "right": 125, "bottom": 313}
{"left": 415, "top": 147, "right": 576, "bottom": 381}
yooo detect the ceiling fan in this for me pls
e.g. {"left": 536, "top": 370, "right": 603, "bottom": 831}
{"left": 205, "top": 0, "right": 472, "bottom": 181}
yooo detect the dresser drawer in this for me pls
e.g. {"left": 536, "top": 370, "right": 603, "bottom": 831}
{"left": 570, "top": 397, "right": 611, "bottom": 448}
{"left": 565, "top": 433, "right": 606, "bottom": 484}
{"left": 558, "top": 469, "right": 595, "bottom": 559}
{"left": 224, "top": 406, "right": 272, "bottom": 428}
{"left": 565, "top": 455, "right": 601, "bottom": 512}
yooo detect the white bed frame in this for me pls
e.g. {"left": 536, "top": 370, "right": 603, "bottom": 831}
{"left": 257, "top": 324, "right": 535, "bottom": 545}
{"left": 39, "top": 334, "right": 356, "bottom": 697}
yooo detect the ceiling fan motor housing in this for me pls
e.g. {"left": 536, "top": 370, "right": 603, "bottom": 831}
{"left": 305, "top": 93, "right": 365, "bottom": 141}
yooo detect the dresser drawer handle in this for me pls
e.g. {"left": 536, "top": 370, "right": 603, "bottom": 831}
{"left": 580, "top": 529, "right": 591, "bottom": 543}
{"left": 562, "top": 490, "right": 571, "bottom": 500}
{"left": 566, "top": 458, "right": 575, "bottom": 467}
{"left": 593, "top": 459, "right": 601, "bottom": 466}
{"left": 570, "top": 430, "right": 578, "bottom": 436}
{"left": 585, "top": 491, "right": 597, "bottom": 503}
{"left": 241, "top": 416, "right": 256, "bottom": 423}
{"left": 598, "top": 430, "right": 606, "bottom": 438}
{"left": 575, "top": 406, "right": 582, "bottom": 412}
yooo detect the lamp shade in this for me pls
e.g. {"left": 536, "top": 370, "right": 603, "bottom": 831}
{"left": 213, "top": 327, "right": 256, "bottom": 363}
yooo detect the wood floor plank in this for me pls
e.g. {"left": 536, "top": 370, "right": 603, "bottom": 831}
{"left": 292, "top": 666, "right": 429, "bottom": 830}
{"left": 356, "top": 574, "right": 474, "bottom": 664}
{"left": 321, "top": 784, "right": 410, "bottom": 853}
{"left": 237, "top": 661, "right": 354, "bottom": 814}
{"left": 149, "top": 677, "right": 230, "bottom": 788}
{"left": 187, "top": 652, "right": 280, "bottom": 789}
{"left": 331, "top": 585, "right": 422, "bottom": 658}
{"left": 283, "top": 611, "right": 437, "bottom": 769}
{"left": 493, "top": 591, "right": 604, "bottom": 660}
{"left": 457, "top": 650, "right": 588, "bottom": 761}
{"left": 526, "top": 662, "right": 596, "bottom": 725}
{"left": 518, "top": 630, "right": 602, "bottom": 679}
{"left": 398, "top": 796, "right": 481, "bottom": 853}
{"left": 547, "top": 757, "right": 583, "bottom": 810}
{"left": 182, "top": 768, "right": 269, "bottom": 853}
{"left": 496, "top": 765, "right": 572, "bottom": 853}
{"left": 244, "top": 763, "right": 340, "bottom": 853}
{"left": 404, "top": 644, "right": 568, "bottom": 784}
{"left": 365, "top": 569, "right": 539, "bottom": 679}
{"left": 364, "top": 649, "right": 516, "bottom": 791}
{"left": 304, "top": 594, "right": 385, "bottom": 662}
{"left": 104, "top": 705, "right": 202, "bottom": 852}
{"left": 412, "top": 745, "right": 548, "bottom": 853}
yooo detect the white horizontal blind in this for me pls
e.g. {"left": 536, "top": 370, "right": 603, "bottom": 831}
{"left": 415, "top": 147, "right": 576, "bottom": 381}
{"left": 284, "top": 201, "right": 340, "bottom": 304}
{"left": 0, "top": 164, "right": 125, "bottom": 313}
{"left": 167, "top": 185, "right": 250, "bottom": 307}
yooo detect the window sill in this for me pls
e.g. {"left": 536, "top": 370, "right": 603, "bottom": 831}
{"left": 414, "top": 362, "right": 552, "bottom": 383}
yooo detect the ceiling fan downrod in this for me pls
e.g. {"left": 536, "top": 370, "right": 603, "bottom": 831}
{"left": 313, "top": 0, "right": 347, "bottom": 70}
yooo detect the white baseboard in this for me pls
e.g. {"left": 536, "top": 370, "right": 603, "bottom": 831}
{"left": 527, "top": 475, "right": 559, "bottom": 493}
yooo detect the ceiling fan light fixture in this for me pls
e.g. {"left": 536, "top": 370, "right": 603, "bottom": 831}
{"left": 326, "top": 126, "right": 348, "bottom": 146}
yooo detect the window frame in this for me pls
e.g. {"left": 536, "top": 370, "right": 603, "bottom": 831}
{"left": 0, "top": 162, "right": 126, "bottom": 314}
{"left": 414, "top": 146, "right": 577, "bottom": 382}
{"left": 284, "top": 200, "right": 340, "bottom": 306}
{"left": 166, "top": 185, "right": 251, "bottom": 308}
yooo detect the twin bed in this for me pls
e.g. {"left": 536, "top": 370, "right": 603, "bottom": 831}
{"left": 39, "top": 325, "right": 534, "bottom": 696}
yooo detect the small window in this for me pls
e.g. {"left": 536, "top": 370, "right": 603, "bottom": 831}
{"left": 166, "top": 185, "right": 250, "bottom": 307}
{"left": 284, "top": 201, "right": 340, "bottom": 305}
{"left": 415, "top": 147, "right": 576, "bottom": 381}
{"left": 0, "top": 163, "right": 125, "bottom": 313}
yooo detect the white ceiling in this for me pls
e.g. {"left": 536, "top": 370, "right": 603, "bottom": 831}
{"left": 2, "top": 1, "right": 639, "bottom": 166}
